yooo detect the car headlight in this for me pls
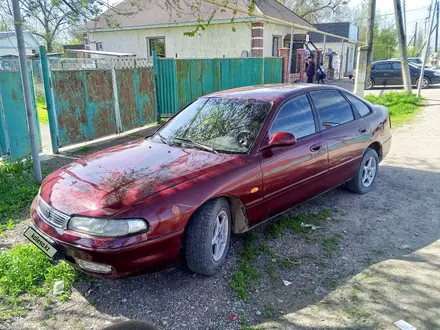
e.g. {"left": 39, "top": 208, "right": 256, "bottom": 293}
{"left": 67, "top": 216, "right": 148, "bottom": 237}
{"left": 434, "top": 71, "right": 440, "bottom": 76}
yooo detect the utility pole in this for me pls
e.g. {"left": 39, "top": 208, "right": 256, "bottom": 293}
{"left": 11, "top": 0, "right": 42, "bottom": 182}
{"left": 418, "top": 0, "right": 437, "bottom": 97}
{"left": 365, "top": 0, "right": 376, "bottom": 85}
{"left": 436, "top": 0, "right": 439, "bottom": 52}
{"left": 414, "top": 22, "right": 418, "bottom": 48}
{"left": 394, "top": 0, "right": 412, "bottom": 93}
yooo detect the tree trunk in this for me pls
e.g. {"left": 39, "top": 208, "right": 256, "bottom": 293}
{"left": 46, "top": 39, "right": 53, "bottom": 53}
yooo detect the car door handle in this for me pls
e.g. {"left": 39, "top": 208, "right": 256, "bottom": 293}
{"left": 310, "top": 144, "right": 322, "bottom": 152}
{"left": 359, "top": 128, "right": 367, "bottom": 134}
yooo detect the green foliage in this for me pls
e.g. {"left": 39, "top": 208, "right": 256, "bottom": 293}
{"left": 365, "top": 92, "right": 424, "bottom": 127}
{"left": 373, "top": 26, "right": 398, "bottom": 61}
{"left": 0, "top": 220, "right": 15, "bottom": 237}
{"left": 0, "top": 159, "right": 40, "bottom": 226}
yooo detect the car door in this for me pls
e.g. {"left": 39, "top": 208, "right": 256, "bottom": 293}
{"left": 309, "top": 90, "right": 371, "bottom": 190}
{"left": 371, "top": 62, "right": 391, "bottom": 85}
{"left": 258, "top": 94, "right": 329, "bottom": 219}
{"left": 389, "top": 61, "right": 403, "bottom": 85}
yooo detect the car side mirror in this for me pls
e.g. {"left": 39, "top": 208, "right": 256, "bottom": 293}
{"left": 262, "top": 132, "right": 297, "bottom": 150}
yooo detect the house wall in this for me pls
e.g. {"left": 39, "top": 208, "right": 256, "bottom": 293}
{"left": 0, "top": 33, "right": 39, "bottom": 56}
{"left": 263, "top": 22, "right": 293, "bottom": 57}
{"left": 314, "top": 41, "right": 357, "bottom": 75}
{"left": 89, "top": 22, "right": 252, "bottom": 58}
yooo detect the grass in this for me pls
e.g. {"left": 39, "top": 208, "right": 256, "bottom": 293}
{"left": 78, "top": 146, "right": 93, "bottom": 153}
{"left": 0, "top": 159, "right": 40, "bottom": 228}
{"left": 37, "top": 96, "right": 49, "bottom": 125}
{"left": 365, "top": 92, "right": 424, "bottom": 127}
{"left": 264, "top": 209, "right": 332, "bottom": 239}
{"left": 0, "top": 244, "right": 78, "bottom": 319}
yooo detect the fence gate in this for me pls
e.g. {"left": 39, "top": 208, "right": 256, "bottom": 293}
{"left": 0, "top": 59, "right": 41, "bottom": 161}
{"left": 154, "top": 56, "right": 283, "bottom": 117}
{"left": 46, "top": 58, "right": 157, "bottom": 149}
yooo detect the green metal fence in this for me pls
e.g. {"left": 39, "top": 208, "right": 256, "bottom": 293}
{"left": 155, "top": 56, "right": 283, "bottom": 117}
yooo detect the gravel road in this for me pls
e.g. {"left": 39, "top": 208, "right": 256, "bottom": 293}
{"left": 2, "top": 87, "right": 440, "bottom": 330}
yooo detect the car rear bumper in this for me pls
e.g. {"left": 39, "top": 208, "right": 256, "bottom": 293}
{"left": 29, "top": 202, "right": 183, "bottom": 278}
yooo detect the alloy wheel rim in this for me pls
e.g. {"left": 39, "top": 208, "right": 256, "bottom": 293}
{"left": 366, "top": 80, "right": 373, "bottom": 89}
{"left": 423, "top": 79, "right": 429, "bottom": 88}
{"left": 362, "top": 157, "right": 377, "bottom": 187}
{"left": 212, "top": 210, "right": 229, "bottom": 261}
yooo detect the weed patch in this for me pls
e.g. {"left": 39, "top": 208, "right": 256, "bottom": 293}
{"left": 0, "top": 244, "right": 77, "bottom": 319}
{"left": 322, "top": 234, "right": 342, "bottom": 254}
{"left": 0, "top": 159, "right": 40, "bottom": 227}
{"left": 264, "top": 209, "right": 332, "bottom": 239}
{"left": 365, "top": 92, "right": 423, "bottom": 127}
{"left": 230, "top": 233, "right": 262, "bottom": 300}
{"left": 78, "top": 146, "right": 93, "bottom": 153}
{"left": 37, "top": 96, "right": 49, "bottom": 125}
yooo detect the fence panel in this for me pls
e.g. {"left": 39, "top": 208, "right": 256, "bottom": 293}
{"left": 156, "top": 57, "right": 282, "bottom": 116}
{"left": 47, "top": 58, "right": 156, "bottom": 148}
{"left": 0, "top": 59, "right": 41, "bottom": 161}
{"left": 116, "top": 67, "right": 157, "bottom": 131}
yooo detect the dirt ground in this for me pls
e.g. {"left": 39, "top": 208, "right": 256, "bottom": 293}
{"left": 1, "top": 85, "right": 440, "bottom": 330}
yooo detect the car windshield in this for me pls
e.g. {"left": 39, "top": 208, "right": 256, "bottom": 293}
{"left": 155, "top": 97, "right": 272, "bottom": 154}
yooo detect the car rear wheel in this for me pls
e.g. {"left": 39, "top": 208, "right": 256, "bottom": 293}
{"left": 365, "top": 78, "right": 374, "bottom": 90}
{"left": 416, "top": 77, "right": 430, "bottom": 89}
{"left": 345, "top": 148, "right": 379, "bottom": 194}
{"left": 184, "top": 198, "right": 231, "bottom": 275}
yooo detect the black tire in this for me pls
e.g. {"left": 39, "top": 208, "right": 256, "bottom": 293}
{"left": 184, "top": 198, "right": 231, "bottom": 276}
{"left": 365, "top": 78, "right": 374, "bottom": 90}
{"left": 345, "top": 148, "right": 379, "bottom": 194}
{"left": 416, "top": 77, "right": 430, "bottom": 89}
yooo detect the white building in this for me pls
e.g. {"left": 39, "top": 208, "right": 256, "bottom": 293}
{"left": 309, "top": 22, "right": 359, "bottom": 76}
{"left": 0, "top": 31, "right": 39, "bottom": 57}
{"left": 84, "top": 0, "right": 313, "bottom": 59}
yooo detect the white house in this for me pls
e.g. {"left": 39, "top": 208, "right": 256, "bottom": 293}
{"left": 0, "top": 31, "right": 39, "bottom": 57}
{"left": 85, "top": 0, "right": 313, "bottom": 59}
{"left": 309, "top": 22, "right": 359, "bottom": 76}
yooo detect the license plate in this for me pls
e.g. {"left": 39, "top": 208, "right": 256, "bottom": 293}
{"left": 24, "top": 227, "right": 58, "bottom": 258}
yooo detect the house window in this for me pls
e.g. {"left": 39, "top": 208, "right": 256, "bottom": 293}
{"left": 147, "top": 37, "right": 165, "bottom": 58}
{"left": 272, "top": 36, "right": 281, "bottom": 57}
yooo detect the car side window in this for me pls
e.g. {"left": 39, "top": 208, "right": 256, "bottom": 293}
{"left": 373, "top": 63, "right": 390, "bottom": 71}
{"left": 269, "top": 94, "right": 316, "bottom": 139}
{"left": 392, "top": 62, "right": 402, "bottom": 70}
{"left": 310, "top": 91, "right": 354, "bottom": 129}
{"left": 344, "top": 93, "right": 371, "bottom": 117}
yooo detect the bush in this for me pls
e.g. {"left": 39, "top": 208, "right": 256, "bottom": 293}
{"left": 365, "top": 92, "right": 424, "bottom": 127}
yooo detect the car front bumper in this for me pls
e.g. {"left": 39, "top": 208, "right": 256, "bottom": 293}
{"left": 28, "top": 200, "right": 183, "bottom": 279}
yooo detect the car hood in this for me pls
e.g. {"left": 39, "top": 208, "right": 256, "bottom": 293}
{"left": 40, "top": 139, "right": 241, "bottom": 216}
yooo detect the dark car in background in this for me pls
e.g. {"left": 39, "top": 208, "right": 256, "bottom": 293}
{"left": 366, "top": 60, "right": 440, "bottom": 89}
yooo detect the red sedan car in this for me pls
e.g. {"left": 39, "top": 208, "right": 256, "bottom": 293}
{"left": 25, "top": 85, "right": 391, "bottom": 278}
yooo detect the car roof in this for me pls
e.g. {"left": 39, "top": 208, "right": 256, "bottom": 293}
{"left": 204, "top": 84, "right": 346, "bottom": 102}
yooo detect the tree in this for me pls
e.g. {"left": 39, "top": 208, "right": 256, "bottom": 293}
{"left": 0, "top": 0, "right": 104, "bottom": 51}
{"left": 373, "top": 26, "right": 398, "bottom": 60}
{"left": 279, "top": 0, "right": 350, "bottom": 23}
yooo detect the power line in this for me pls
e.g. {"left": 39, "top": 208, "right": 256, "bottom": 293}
{"left": 375, "top": 5, "right": 429, "bottom": 17}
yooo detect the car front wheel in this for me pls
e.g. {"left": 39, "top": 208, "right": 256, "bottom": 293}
{"left": 345, "top": 148, "right": 379, "bottom": 194}
{"left": 184, "top": 198, "right": 231, "bottom": 275}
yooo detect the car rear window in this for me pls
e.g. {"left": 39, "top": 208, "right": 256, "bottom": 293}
{"left": 310, "top": 91, "right": 354, "bottom": 129}
{"left": 392, "top": 62, "right": 402, "bottom": 70}
{"left": 344, "top": 93, "right": 371, "bottom": 117}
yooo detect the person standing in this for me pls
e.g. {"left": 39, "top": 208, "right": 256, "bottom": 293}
{"left": 317, "top": 62, "right": 326, "bottom": 84}
{"left": 305, "top": 56, "right": 316, "bottom": 83}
